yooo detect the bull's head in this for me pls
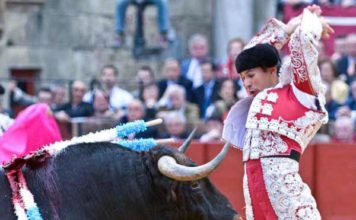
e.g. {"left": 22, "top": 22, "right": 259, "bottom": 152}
{"left": 146, "top": 131, "right": 241, "bottom": 220}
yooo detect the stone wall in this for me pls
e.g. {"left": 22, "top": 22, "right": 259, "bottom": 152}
{"left": 0, "top": 0, "right": 213, "bottom": 91}
{"left": 213, "top": 0, "right": 277, "bottom": 62}
{"left": 0, "top": 0, "right": 4, "bottom": 39}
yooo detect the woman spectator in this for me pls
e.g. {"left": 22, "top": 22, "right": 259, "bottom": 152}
{"left": 139, "top": 82, "right": 160, "bottom": 119}
{"left": 319, "top": 58, "right": 339, "bottom": 82}
{"left": 205, "top": 78, "right": 239, "bottom": 120}
{"left": 133, "top": 66, "right": 156, "bottom": 98}
{"left": 157, "top": 84, "right": 200, "bottom": 127}
{"left": 218, "top": 38, "right": 245, "bottom": 80}
{"left": 319, "top": 59, "right": 349, "bottom": 104}
{"left": 92, "top": 89, "right": 122, "bottom": 120}
{"left": 331, "top": 116, "right": 356, "bottom": 143}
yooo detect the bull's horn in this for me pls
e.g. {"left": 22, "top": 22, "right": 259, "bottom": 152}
{"left": 158, "top": 142, "right": 230, "bottom": 181}
{"left": 178, "top": 127, "right": 197, "bottom": 153}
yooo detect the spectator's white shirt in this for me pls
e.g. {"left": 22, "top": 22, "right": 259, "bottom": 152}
{"left": 83, "top": 86, "right": 134, "bottom": 111}
{"left": 186, "top": 58, "right": 203, "bottom": 88}
{"left": 0, "top": 113, "right": 14, "bottom": 136}
{"left": 109, "top": 86, "right": 134, "bottom": 110}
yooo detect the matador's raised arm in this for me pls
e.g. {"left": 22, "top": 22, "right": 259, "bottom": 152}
{"left": 244, "top": 18, "right": 290, "bottom": 51}
{"left": 289, "top": 9, "right": 324, "bottom": 96}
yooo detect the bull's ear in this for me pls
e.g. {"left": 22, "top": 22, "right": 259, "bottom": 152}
{"left": 166, "top": 182, "right": 178, "bottom": 203}
{"left": 170, "top": 188, "right": 177, "bottom": 203}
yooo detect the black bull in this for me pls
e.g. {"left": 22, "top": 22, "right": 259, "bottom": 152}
{"left": 0, "top": 142, "right": 240, "bottom": 220}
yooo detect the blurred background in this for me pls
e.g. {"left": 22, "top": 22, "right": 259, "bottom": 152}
{"left": 0, "top": 0, "right": 355, "bottom": 142}
{"left": 0, "top": 1, "right": 355, "bottom": 219}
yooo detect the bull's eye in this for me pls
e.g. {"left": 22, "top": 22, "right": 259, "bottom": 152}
{"left": 190, "top": 181, "right": 200, "bottom": 190}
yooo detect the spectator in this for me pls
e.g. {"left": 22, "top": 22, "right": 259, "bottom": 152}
{"left": 319, "top": 59, "right": 349, "bottom": 104}
{"left": 52, "top": 83, "right": 67, "bottom": 110}
{"left": 332, "top": 116, "right": 356, "bottom": 143}
{"left": 133, "top": 65, "right": 155, "bottom": 98}
{"left": 0, "top": 83, "right": 12, "bottom": 116}
{"left": 84, "top": 65, "right": 133, "bottom": 111}
{"left": 192, "top": 60, "right": 220, "bottom": 119}
{"left": 325, "top": 84, "right": 342, "bottom": 120}
{"left": 92, "top": 89, "right": 122, "bottom": 120}
{"left": 157, "top": 84, "right": 200, "bottom": 126}
{"left": 115, "top": 0, "right": 170, "bottom": 47}
{"left": 160, "top": 111, "right": 189, "bottom": 139}
{"left": 335, "top": 34, "right": 356, "bottom": 83}
{"left": 181, "top": 34, "right": 210, "bottom": 88}
{"left": 331, "top": 80, "right": 349, "bottom": 105}
{"left": 311, "top": 127, "right": 331, "bottom": 143}
{"left": 317, "top": 0, "right": 356, "bottom": 5}
{"left": 316, "top": 40, "right": 328, "bottom": 63}
{"left": 219, "top": 37, "right": 245, "bottom": 80}
{"left": 0, "top": 84, "right": 13, "bottom": 135}
{"left": 136, "top": 65, "right": 155, "bottom": 85}
{"left": 120, "top": 99, "right": 158, "bottom": 138}
{"left": 331, "top": 35, "right": 347, "bottom": 63}
{"left": 339, "top": 0, "right": 356, "bottom": 6}
{"left": 8, "top": 82, "right": 55, "bottom": 109}
{"left": 140, "top": 82, "right": 160, "bottom": 119}
{"left": 157, "top": 58, "right": 193, "bottom": 100}
{"left": 205, "top": 78, "right": 239, "bottom": 120}
{"left": 320, "top": 59, "right": 339, "bottom": 83}
{"left": 335, "top": 105, "right": 356, "bottom": 127}
{"left": 8, "top": 80, "right": 37, "bottom": 107}
{"left": 199, "top": 116, "right": 223, "bottom": 142}
{"left": 54, "top": 80, "right": 93, "bottom": 122}
{"left": 346, "top": 80, "right": 356, "bottom": 111}
{"left": 37, "top": 87, "right": 54, "bottom": 107}
{"left": 277, "top": 0, "right": 316, "bottom": 17}
{"left": 317, "top": 0, "right": 333, "bottom": 5}
{"left": 280, "top": 0, "right": 316, "bottom": 5}
{"left": 335, "top": 105, "right": 354, "bottom": 122}
{"left": 0, "top": 83, "right": 5, "bottom": 99}
{"left": 0, "top": 113, "right": 13, "bottom": 136}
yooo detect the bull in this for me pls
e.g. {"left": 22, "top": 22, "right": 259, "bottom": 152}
{"left": 0, "top": 137, "right": 240, "bottom": 220}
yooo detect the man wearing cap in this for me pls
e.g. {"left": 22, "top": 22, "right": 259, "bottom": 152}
{"left": 223, "top": 5, "right": 334, "bottom": 220}
{"left": 0, "top": 84, "right": 13, "bottom": 136}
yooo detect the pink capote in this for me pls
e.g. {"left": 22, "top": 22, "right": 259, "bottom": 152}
{"left": 0, "top": 103, "right": 62, "bottom": 164}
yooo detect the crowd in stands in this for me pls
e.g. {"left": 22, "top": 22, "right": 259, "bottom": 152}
{"left": 0, "top": 1, "right": 355, "bottom": 144}
{"left": 278, "top": 0, "right": 356, "bottom": 8}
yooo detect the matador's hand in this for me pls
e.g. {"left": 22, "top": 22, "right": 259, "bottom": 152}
{"left": 306, "top": 4, "right": 335, "bottom": 38}
{"left": 320, "top": 17, "right": 334, "bottom": 38}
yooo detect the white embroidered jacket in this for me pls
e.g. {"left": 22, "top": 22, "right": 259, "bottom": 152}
{"left": 223, "top": 10, "right": 329, "bottom": 162}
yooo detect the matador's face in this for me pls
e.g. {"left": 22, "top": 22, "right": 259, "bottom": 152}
{"left": 240, "top": 67, "right": 278, "bottom": 97}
